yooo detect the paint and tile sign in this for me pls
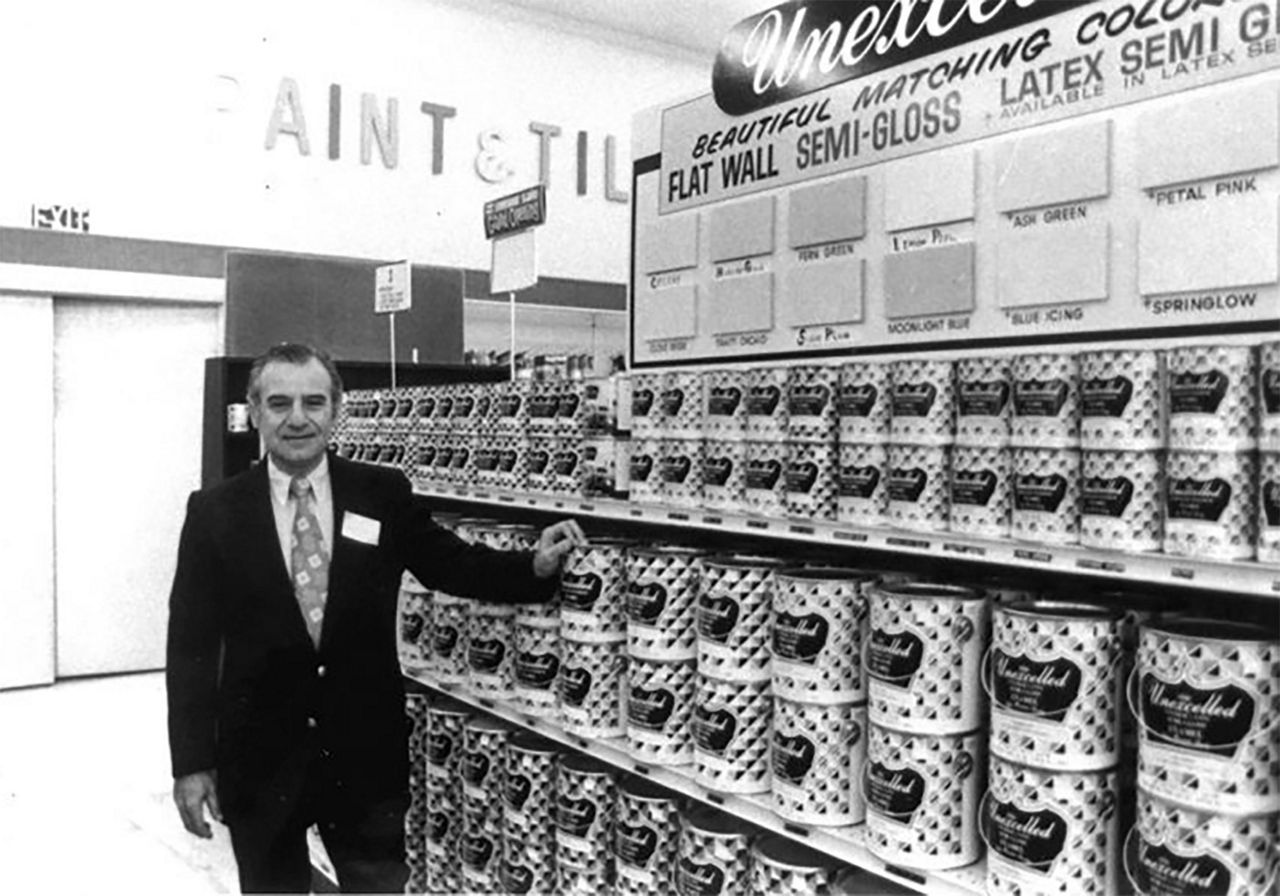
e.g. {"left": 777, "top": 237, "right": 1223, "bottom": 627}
{"left": 661, "top": 0, "right": 1277, "bottom": 213}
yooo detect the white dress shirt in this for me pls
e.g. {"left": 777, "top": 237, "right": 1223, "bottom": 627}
{"left": 267, "top": 454, "right": 335, "bottom": 574}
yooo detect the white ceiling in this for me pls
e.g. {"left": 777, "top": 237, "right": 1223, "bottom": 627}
{"left": 509, "top": 0, "right": 777, "bottom": 56}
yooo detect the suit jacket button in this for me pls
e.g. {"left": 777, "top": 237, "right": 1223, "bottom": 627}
{"left": 317, "top": 665, "right": 327, "bottom": 678}
{"left": 307, "top": 717, "right": 318, "bottom": 729}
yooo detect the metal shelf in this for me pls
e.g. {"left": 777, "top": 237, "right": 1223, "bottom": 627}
{"left": 414, "top": 483, "right": 1280, "bottom": 598}
{"left": 405, "top": 671, "right": 986, "bottom": 896}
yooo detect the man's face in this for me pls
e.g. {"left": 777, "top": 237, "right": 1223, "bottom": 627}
{"left": 249, "top": 358, "right": 338, "bottom": 475}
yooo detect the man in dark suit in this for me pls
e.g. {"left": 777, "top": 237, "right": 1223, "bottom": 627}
{"left": 166, "top": 343, "right": 584, "bottom": 893}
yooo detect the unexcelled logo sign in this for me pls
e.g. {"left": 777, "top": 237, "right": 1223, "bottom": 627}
{"left": 712, "top": 0, "right": 1085, "bottom": 115}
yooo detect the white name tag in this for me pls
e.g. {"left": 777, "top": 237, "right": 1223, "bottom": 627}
{"left": 341, "top": 512, "right": 381, "bottom": 545}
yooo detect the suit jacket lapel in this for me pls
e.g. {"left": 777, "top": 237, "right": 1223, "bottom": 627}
{"left": 239, "top": 461, "right": 318, "bottom": 649}
{"left": 320, "top": 453, "right": 351, "bottom": 652}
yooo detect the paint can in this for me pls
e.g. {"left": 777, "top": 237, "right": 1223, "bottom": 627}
{"left": 988, "top": 600, "right": 1124, "bottom": 771}
{"left": 398, "top": 573, "right": 432, "bottom": 671}
{"left": 513, "top": 619, "right": 560, "bottom": 716}
{"left": 557, "top": 380, "right": 588, "bottom": 438}
{"left": 956, "top": 356, "right": 1012, "bottom": 447}
{"left": 558, "top": 636, "right": 627, "bottom": 739}
{"left": 703, "top": 367, "right": 747, "bottom": 442}
{"left": 701, "top": 440, "right": 746, "bottom": 514}
{"left": 1260, "top": 452, "right": 1280, "bottom": 563}
{"left": 1164, "top": 450, "right": 1258, "bottom": 560}
{"left": 660, "top": 438, "right": 703, "bottom": 508}
{"left": 1167, "top": 344, "right": 1257, "bottom": 451}
{"left": 425, "top": 697, "right": 470, "bottom": 790}
{"left": 983, "top": 757, "right": 1120, "bottom": 896}
{"left": 676, "top": 806, "right": 754, "bottom": 896}
{"left": 424, "top": 786, "right": 463, "bottom": 894}
{"left": 460, "top": 818, "right": 500, "bottom": 894}
{"left": 696, "top": 555, "right": 782, "bottom": 684}
{"left": 866, "top": 582, "right": 988, "bottom": 735}
{"left": 1080, "top": 348, "right": 1164, "bottom": 451}
{"left": 890, "top": 358, "right": 955, "bottom": 446}
{"left": 787, "top": 364, "right": 839, "bottom": 443}
{"left": 1132, "top": 618, "right": 1280, "bottom": 816}
{"left": 949, "top": 444, "right": 1012, "bottom": 539}
{"left": 501, "top": 733, "right": 559, "bottom": 895}
{"left": 1012, "top": 352, "right": 1080, "bottom": 449}
{"left": 662, "top": 371, "right": 704, "bottom": 441}
{"left": 467, "top": 602, "right": 515, "bottom": 700}
{"left": 837, "top": 442, "right": 888, "bottom": 526}
{"left": 628, "top": 657, "right": 697, "bottom": 765}
{"left": 461, "top": 716, "right": 511, "bottom": 839}
{"left": 886, "top": 443, "right": 951, "bottom": 533}
{"left": 772, "top": 698, "right": 866, "bottom": 826}
{"left": 751, "top": 837, "right": 836, "bottom": 895}
{"left": 525, "top": 436, "right": 555, "bottom": 495}
{"left": 626, "top": 546, "right": 704, "bottom": 662}
{"left": 693, "top": 675, "right": 773, "bottom": 795}
{"left": 745, "top": 365, "right": 789, "bottom": 443}
{"left": 630, "top": 373, "right": 664, "bottom": 439}
{"left": 744, "top": 440, "right": 787, "bottom": 517}
{"left": 527, "top": 380, "right": 560, "bottom": 436}
{"left": 630, "top": 437, "right": 663, "bottom": 504}
{"left": 614, "top": 775, "right": 681, "bottom": 896}
{"left": 1261, "top": 341, "right": 1280, "bottom": 451}
{"left": 430, "top": 593, "right": 470, "bottom": 685}
{"left": 494, "top": 380, "right": 530, "bottom": 436}
{"left": 1126, "top": 788, "right": 1279, "bottom": 896}
{"left": 1081, "top": 449, "right": 1163, "bottom": 553}
{"left": 551, "top": 436, "right": 586, "bottom": 496}
{"left": 863, "top": 723, "right": 985, "bottom": 871}
{"left": 837, "top": 360, "right": 891, "bottom": 444}
{"left": 772, "top": 567, "right": 875, "bottom": 704}
{"left": 560, "top": 537, "right": 634, "bottom": 642}
{"left": 1012, "top": 447, "right": 1081, "bottom": 546}
{"left": 556, "top": 755, "right": 617, "bottom": 896}
{"left": 784, "top": 440, "right": 838, "bottom": 521}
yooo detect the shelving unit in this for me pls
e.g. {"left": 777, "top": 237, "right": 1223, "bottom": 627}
{"left": 404, "top": 671, "right": 986, "bottom": 896}
{"left": 414, "top": 483, "right": 1280, "bottom": 598}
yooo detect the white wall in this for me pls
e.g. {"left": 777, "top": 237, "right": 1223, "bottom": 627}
{"left": 0, "top": 296, "right": 55, "bottom": 689}
{"left": 0, "top": 0, "right": 708, "bottom": 284}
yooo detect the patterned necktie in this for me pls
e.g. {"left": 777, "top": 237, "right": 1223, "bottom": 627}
{"left": 290, "top": 476, "right": 330, "bottom": 647}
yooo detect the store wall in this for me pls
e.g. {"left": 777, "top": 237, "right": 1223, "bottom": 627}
{"left": 0, "top": 295, "right": 55, "bottom": 689}
{"left": 0, "top": 0, "right": 707, "bottom": 284}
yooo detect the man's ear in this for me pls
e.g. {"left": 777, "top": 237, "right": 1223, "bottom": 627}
{"left": 248, "top": 402, "right": 261, "bottom": 431}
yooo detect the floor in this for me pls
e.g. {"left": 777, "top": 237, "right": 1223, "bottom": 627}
{"left": 0, "top": 671, "right": 240, "bottom": 895}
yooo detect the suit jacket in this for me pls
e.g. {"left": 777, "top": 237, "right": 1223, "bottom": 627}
{"left": 166, "top": 453, "right": 551, "bottom": 824}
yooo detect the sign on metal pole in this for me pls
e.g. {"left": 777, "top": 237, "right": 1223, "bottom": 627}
{"left": 484, "top": 185, "right": 546, "bottom": 377}
{"left": 374, "top": 260, "right": 412, "bottom": 388}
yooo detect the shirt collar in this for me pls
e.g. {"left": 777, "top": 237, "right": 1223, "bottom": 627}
{"left": 267, "top": 453, "right": 331, "bottom": 506}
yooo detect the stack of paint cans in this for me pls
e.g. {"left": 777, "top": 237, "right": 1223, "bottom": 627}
{"left": 689, "top": 555, "right": 776, "bottom": 795}
{"left": 702, "top": 367, "right": 748, "bottom": 515}
{"left": 500, "top": 733, "right": 560, "bottom": 895}
{"left": 398, "top": 572, "right": 432, "bottom": 672}
{"left": 1127, "top": 618, "right": 1279, "bottom": 896}
{"left": 836, "top": 360, "right": 891, "bottom": 528}
{"left": 771, "top": 568, "right": 871, "bottom": 827}
{"left": 887, "top": 358, "right": 954, "bottom": 533}
{"left": 864, "top": 581, "right": 987, "bottom": 870}
{"left": 676, "top": 806, "right": 754, "bottom": 896}
{"left": 461, "top": 716, "right": 511, "bottom": 892}
{"left": 785, "top": 364, "right": 839, "bottom": 521}
{"left": 1164, "top": 344, "right": 1258, "bottom": 560}
{"left": 560, "top": 539, "right": 630, "bottom": 740}
{"left": 1260, "top": 341, "right": 1280, "bottom": 562}
{"left": 952, "top": 356, "right": 1012, "bottom": 539}
{"left": 405, "top": 691, "right": 430, "bottom": 894}
{"left": 424, "top": 699, "right": 470, "bottom": 893}
{"left": 556, "top": 755, "right": 618, "bottom": 895}
{"left": 614, "top": 776, "right": 682, "bottom": 896}
{"left": 1012, "top": 351, "right": 1081, "bottom": 545}
{"left": 751, "top": 836, "right": 837, "bottom": 896}
{"left": 630, "top": 373, "right": 664, "bottom": 504}
{"left": 1079, "top": 349, "right": 1165, "bottom": 553}
{"left": 659, "top": 372, "right": 704, "bottom": 508}
{"left": 744, "top": 366, "right": 789, "bottom": 517}
{"left": 627, "top": 546, "right": 702, "bottom": 766}
{"left": 983, "top": 600, "right": 1124, "bottom": 895}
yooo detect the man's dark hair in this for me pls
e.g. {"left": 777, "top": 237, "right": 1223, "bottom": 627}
{"left": 246, "top": 343, "right": 344, "bottom": 406}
